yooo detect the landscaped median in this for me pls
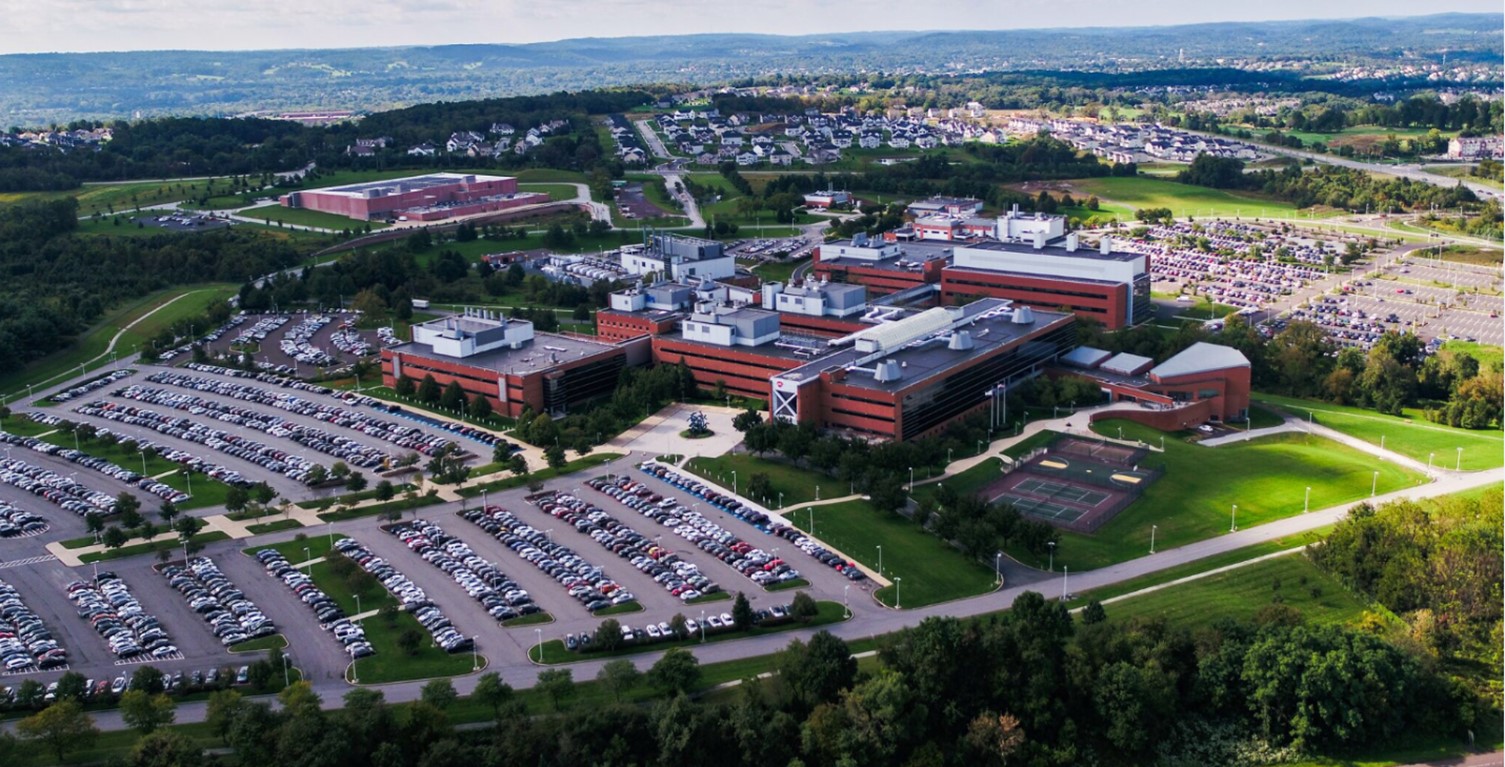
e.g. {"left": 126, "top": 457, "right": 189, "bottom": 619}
{"left": 527, "top": 600, "right": 848, "bottom": 664}
{"left": 240, "top": 535, "right": 478, "bottom": 684}
{"left": 456, "top": 453, "right": 625, "bottom": 498}
{"left": 79, "top": 530, "right": 230, "bottom": 563}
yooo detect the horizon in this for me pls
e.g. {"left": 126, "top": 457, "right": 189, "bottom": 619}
{"left": 0, "top": 3, "right": 1499, "bottom": 56}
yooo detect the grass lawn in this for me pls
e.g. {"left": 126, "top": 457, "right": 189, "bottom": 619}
{"left": 1017, "top": 420, "right": 1428, "bottom": 572}
{"left": 1068, "top": 176, "right": 1326, "bottom": 221}
{"left": 1436, "top": 244, "right": 1504, "bottom": 267}
{"left": 1443, "top": 340, "right": 1504, "bottom": 372}
{"left": 0, "top": 178, "right": 234, "bottom": 216}
{"left": 1247, "top": 403, "right": 1286, "bottom": 429}
{"left": 455, "top": 453, "right": 626, "bottom": 498}
{"left": 1102, "top": 554, "right": 1369, "bottom": 632}
{"left": 316, "top": 492, "right": 446, "bottom": 522}
{"left": 252, "top": 534, "right": 346, "bottom": 564}
{"left": 241, "top": 203, "right": 383, "bottom": 231}
{"left": 789, "top": 499, "right": 996, "bottom": 608}
{"left": 517, "top": 183, "right": 580, "bottom": 202}
{"left": 529, "top": 600, "right": 848, "bottom": 663}
{"left": 1252, "top": 392, "right": 1504, "bottom": 471}
{"left": 515, "top": 168, "right": 589, "bottom": 184}
{"left": 751, "top": 255, "right": 810, "bottom": 285}
{"left": 684, "top": 453, "right": 829, "bottom": 507}
{"left": 594, "top": 601, "right": 643, "bottom": 617}
{"left": 247, "top": 519, "right": 305, "bottom": 535}
{"left": 228, "top": 633, "right": 288, "bottom": 653}
{"left": 0, "top": 417, "right": 56, "bottom": 436}
{"left": 81, "top": 531, "right": 231, "bottom": 563}
{"left": 0, "top": 283, "right": 234, "bottom": 402}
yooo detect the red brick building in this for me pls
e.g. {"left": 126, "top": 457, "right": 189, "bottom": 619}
{"left": 941, "top": 237, "right": 1151, "bottom": 330}
{"left": 1065, "top": 342, "right": 1252, "bottom": 426}
{"left": 280, "top": 173, "right": 547, "bottom": 222}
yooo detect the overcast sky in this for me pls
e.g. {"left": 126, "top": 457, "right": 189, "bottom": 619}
{"left": 0, "top": 0, "right": 1497, "bottom": 55}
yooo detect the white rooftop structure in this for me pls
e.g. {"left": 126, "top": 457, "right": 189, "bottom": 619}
{"left": 1100, "top": 352, "right": 1155, "bottom": 377}
{"left": 1150, "top": 342, "right": 1251, "bottom": 379}
{"left": 1060, "top": 346, "right": 1113, "bottom": 369}
{"left": 844, "top": 306, "right": 962, "bottom": 354}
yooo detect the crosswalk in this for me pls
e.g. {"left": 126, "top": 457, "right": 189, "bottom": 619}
{"left": 116, "top": 651, "right": 182, "bottom": 666}
{"left": 1, "top": 662, "right": 67, "bottom": 677}
{"left": 0, "top": 554, "right": 57, "bottom": 570}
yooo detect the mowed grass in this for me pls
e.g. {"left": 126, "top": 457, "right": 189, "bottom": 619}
{"left": 684, "top": 454, "right": 829, "bottom": 507}
{"left": 1020, "top": 420, "right": 1427, "bottom": 572}
{"left": 788, "top": 499, "right": 996, "bottom": 608}
{"left": 0, "top": 282, "right": 236, "bottom": 402}
{"left": 1068, "top": 176, "right": 1326, "bottom": 220}
{"left": 1443, "top": 340, "right": 1504, "bottom": 372}
{"left": 517, "top": 183, "right": 580, "bottom": 201}
{"left": 1253, "top": 392, "right": 1504, "bottom": 471}
{"left": 1102, "top": 554, "right": 1369, "bottom": 632}
{"left": 242, "top": 203, "right": 385, "bottom": 231}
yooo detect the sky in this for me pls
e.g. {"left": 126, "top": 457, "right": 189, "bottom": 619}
{"left": 0, "top": 0, "right": 1498, "bottom": 55}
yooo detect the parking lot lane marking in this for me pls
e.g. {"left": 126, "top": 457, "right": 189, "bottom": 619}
{"left": 0, "top": 554, "right": 58, "bottom": 569}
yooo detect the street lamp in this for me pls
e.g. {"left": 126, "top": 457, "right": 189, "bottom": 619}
{"left": 778, "top": 491, "right": 784, "bottom": 509}
{"left": 1047, "top": 540, "right": 1055, "bottom": 572}
{"left": 302, "top": 546, "right": 311, "bottom": 573}
{"left": 1428, "top": 452, "right": 1435, "bottom": 472}
{"left": 1230, "top": 504, "right": 1238, "bottom": 533}
{"left": 894, "top": 576, "right": 902, "bottom": 609}
{"left": 1150, "top": 525, "right": 1157, "bottom": 554}
{"left": 282, "top": 653, "right": 291, "bottom": 688}
{"left": 907, "top": 466, "right": 914, "bottom": 492}
{"left": 1304, "top": 486, "right": 1311, "bottom": 513}
{"left": 843, "top": 585, "right": 850, "bottom": 619}
{"left": 471, "top": 636, "right": 480, "bottom": 671}
{"left": 994, "top": 551, "right": 1002, "bottom": 586}
{"left": 876, "top": 545, "right": 883, "bottom": 577}
{"left": 1371, "top": 471, "right": 1378, "bottom": 497}
{"left": 535, "top": 628, "right": 543, "bottom": 662}
{"left": 354, "top": 594, "right": 362, "bottom": 616}
{"left": 1061, "top": 566, "right": 1069, "bottom": 602}
{"left": 731, "top": 470, "right": 737, "bottom": 495}
{"left": 699, "top": 609, "right": 707, "bottom": 642}
{"left": 1456, "top": 447, "right": 1463, "bottom": 471}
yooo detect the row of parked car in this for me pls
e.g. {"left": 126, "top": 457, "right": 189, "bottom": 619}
{"left": 536, "top": 492, "right": 721, "bottom": 602}
{"left": 76, "top": 400, "right": 323, "bottom": 484}
{"left": 112, "top": 384, "right": 389, "bottom": 470}
{"left": 161, "top": 557, "right": 275, "bottom": 647}
{"left": 0, "top": 456, "right": 118, "bottom": 518}
{"left": 332, "top": 538, "right": 474, "bottom": 654}
{"left": 461, "top": 506, "right": 637, "bottom": 613}
{"left": 0, "top": 665, "right": 258, "bottom": 712}
{"left": 149, "top": 370, "right": 458, "bottom": 459}
{"left": 563, "top": 603, "right": 802, "bottom": 653}
{"left": 48, "top": 368, "right": 136, "bottom": 404}
{"left": 0, "top": 430, "right": 190, "bottom": 505}
{"left": 330, "top": 325, "right": 374, "bottom": 357}
{"left": 253, "top": 548, "right": 373, "bottom": 659}
{"left": 0, "top": 579, "right": 66, "bottom": 672}
{"left": 230, "top": 314, "right": 286, "bottom": 346}
{"left": 592, "top": 474, "right": 803, "bottom": 588}
{"left": 30, "top": 411, "right": 253, "bottom": 489}
{"left": 0, "top": 500, "right": 47, "bottom": 537}
{"left": 66, "top": 573, "right": 178, "bottom": 660}
{"left": 638, "top": 462, "right": 866, "bottom": 583}
{"left": 387, "top": 519, "right": 542, "bottom": 622}
{"left": 280, "top": 314, "right": 336, "bottom": 366}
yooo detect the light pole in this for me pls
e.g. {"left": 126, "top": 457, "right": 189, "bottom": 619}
{"left": 354, "top": 594, "right": 362, "bottom": 616}
{"left": 302, "top": 546, "right": 311, "bottom": 573}
{"left": 1428, "top": 452, "right": 1435, "bottom": 473}
{"left": 731, "top": 470, "right": 737, "bottom": 495}
{"left": 1062, "top": 566, "right": 1068, "bottom": 601}
{"left": 699, "top": 609, "right": 706, "bottom": 642}
{"left": 946, "top": 448, "right": 953, "bottom": 465}
{"left": 1456, "top": 447, "right": 1462, "bottom": 471}
{"left": 907, "top": 467, "right": 913, "bottom": 492}
{"left": 1371, "top": 471, "right": 1378, "bottom": 497}
{"left": 843, "top": 585, "right": 850, "bottom": 619}
{"left": 1117, "top": 426, "right": 1123, "bottom": 440}
{"left": 1047, "top": 540, "right": 1055, "bottom": 572}
{"left": 994, "top": 551, "right": 1002, "bottom": 586}
{"left": 1149, "top": 525, "right": 1156, "bottom": 554}
{"left": 876, "top": 545, "right": 882, "bottom": 577}
{"left": 778, "top": 491, "right": 784, "bottom": 509}
{"left": 534, "top": 628, "right": 543, "bottom": 662}
{"left": 1230, "top": 504, "right": 1237, "bottom": 533}
{"left": 282, "top": 653, "right": 291, "bottom": 688}
{"left": 471, "top": 636, "right": 479, "bottom": 671}
{"left": 482, "top": 489, "right": 488, "bottom": 509}
{"left": 894, "top": 576, "right": 902, "bottom": 609}
{"left": 327, "top": 522, "right": 334, "bottom": 547}
{"left": 1304, "top": 486, "right": 1311, "bottom": 513}
{"left": 351, "top": 652, "right": 359, "bottom": 684}
{"left": 808, "top": 506, "right": 815, "bottom": 536}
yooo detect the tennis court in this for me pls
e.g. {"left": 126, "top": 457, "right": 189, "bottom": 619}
{"left": 984, "top": 435, "right": 1162, "bottom": 533}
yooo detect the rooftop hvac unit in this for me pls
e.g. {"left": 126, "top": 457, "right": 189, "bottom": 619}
{"left": 948, "top": 331, "right": 974, "bottom": 351}
{"left": 1011, "top": 306, "right": 1035, "bottom": 324}
{"left": 873, "top": 360, "right": 903, "bottom": 382}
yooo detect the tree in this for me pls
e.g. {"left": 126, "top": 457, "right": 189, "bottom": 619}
{"left": 648, "top": 647, "right": 702, "bottom": 695}
{"left": 395, "top": 375, "right": 416, "bottom": 397}
{"left": 116, "top": 492, "right": 143, "bottom": 527}
{"left": 374, "top": 479, "right": 396, "bottom": 502}
{"left": 535, "top": 668, "right": 576, "bottom": 712}
{"left": 204, "top": 689, "right": 245, "bottom": 739}
{"left": 1081, "top": 600, "right": 1107, "bottom": 625}
{"left": 544, "top": 443, "right": 567, "bottom": 471}
{"left": 597, "top": 658, "right": 642, "bottom": 702}
{"left": 778, "top": 631, "right": 857, "bottom": 710}
{"left": 418, "top": 374, "right": 442, "bottom": 404}
{"left": 120, "top": 690, "right": 176, "bottom": 734}
{"left": 398, "top": 628, "right": 424, "bottom": 656}
{"left": 54, "top": 672, "right": 88, "bottom": 703}
{"left": 471, "top": 672, "right": 519, "bottom": 722}
{"left": 17, "top": 701, "right": 99, "bottom": 763}
{"left": 467, "top": 392, "right": 492, "bottom": 420}
{"left": 746, "top": 472, "right": 774, "bottom": 503}
{"left": 420, "top": 678, "right": 458, "bottom": 710}
{"left": 507, "top": 453, "right": 529, "bottom": 478}
{"left": 732, "top": 408, "right": 763, "bottom": 433}
{"left": 174, "top": 515, "right": 204, "bottom": 542}
{"left": 732, "top": 591, "right": 755, "bottom": 631}
{"left": 789, "top": 590, "right": 819, "bottom": 621}
{"left": 594, "top": 618, "right": 624, "bottom": 651}
{"left": 439, "top": 380, "right": 467, "bottom": 411}
{"left": 346, "top": 471, "right": 368, "bottom": 492}
{"left": 131, "top": 665, "right": 166, "bottom": 695}
{"left": 102, "top": 525, "right": 129, "bottom": 549}
{"left": 131, "top": 730, "right": 199, "bottom": 767}
{"left": 157, "top": 501, "right": 178, "bottom": 526}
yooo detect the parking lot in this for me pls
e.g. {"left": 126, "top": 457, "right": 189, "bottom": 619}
{"left": 201, "top": 311, "right": 392, "bottom": 373}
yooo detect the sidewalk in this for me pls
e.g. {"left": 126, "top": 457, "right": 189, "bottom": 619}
{"left": 920, "top": 402, "right": 1163, "bottom": 483}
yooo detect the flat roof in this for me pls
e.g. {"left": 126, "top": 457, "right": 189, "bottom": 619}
{"left": 310, "top": 173, "right": 510, "bottom": 198}
{"left": 392, "top": 331, "right": 616, "bottom": 375}
{"left": 818, "top": 239, "right": 955, "bottom": 272}
{"left": 780, "top": 300, "right": 1074, "bottom": 393}
{"left": 961, "top": 239, "right": 1143, "bottom": 263}
{"left": 1101, "top": 352, "right": 1155, "bottom": 376}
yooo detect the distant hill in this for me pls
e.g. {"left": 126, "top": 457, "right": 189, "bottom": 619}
{"left": 0, "top": 13, "right": 1499, "bottom": 123}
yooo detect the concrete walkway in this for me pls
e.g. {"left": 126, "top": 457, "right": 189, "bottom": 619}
{"left": 1200, "top": 415, "right": 1444, "bottom": 476}
{"left": 917, "top": 402, "right": 1164, "bottom": 485}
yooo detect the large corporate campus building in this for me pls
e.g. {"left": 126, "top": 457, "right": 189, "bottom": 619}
{"left": 381, "top": 216, "right": 1249, "bottom": 440}
{"left": 279, "top": 173, "right": 550, "bottom": 222}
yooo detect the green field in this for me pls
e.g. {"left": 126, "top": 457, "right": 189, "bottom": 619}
{"left": 684, "top": 454, "right": 829, "bottom": 507}
{"left": 1067, "top": 176, "right": 1328, "bottom": 221}
{"left": 788, "top": 499, "right": 997, "bottom": 608}
{"left": 0, "top": 283, "right": 237, "bottom": 402}
{"left": 748, "top": 254, "right": 807, "bottom": 284}
{"left": 1443, "top": 340, "right": 1504, "bottom": 372}
{"left": 242, "top": 203, "right": 386, "bottom": 231}
{"left": 1436, "top": 245, "right": 1504, "bottom": 266}
{"left": 517, "top": 183, "right": 580, "bottom": 202}
{"left": 1018, "top": 421, "right": 1428, "bottom": 571}
{"left": 0, "top": 178, "right": 238, "bottom": 216}
{"left": 1102, "top": 554, "right": 1370, "bottom": 632}
{"left": 1253, "top": 392, "right": 1504, "bottom": 471}
{"left": 81, "top": 531, "right": 230, "bottom": 563}
{"left": 246, "top": 519, "right": 305, "bottom": 536}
